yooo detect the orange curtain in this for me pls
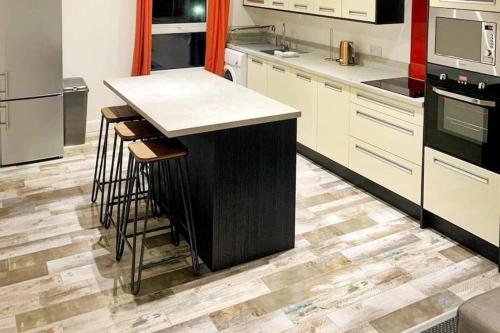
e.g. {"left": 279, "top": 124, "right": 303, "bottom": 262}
{"left": 131, "top": 0, "right": 153, "bottom": 76}
{"left": 205, "top": 0, "right": 230, "bottom": 76}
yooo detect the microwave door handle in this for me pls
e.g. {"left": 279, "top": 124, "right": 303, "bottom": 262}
{"left": 432, "top": 87, "right": 496, "bottom": 108}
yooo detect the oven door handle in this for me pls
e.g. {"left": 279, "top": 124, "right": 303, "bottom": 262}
{"left": 432, "top": 87, "right": 496, "bottom": 108}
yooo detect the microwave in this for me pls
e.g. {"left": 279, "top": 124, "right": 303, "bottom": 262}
{"left": 428, "top": 8, "right": 500, "bottom": 76}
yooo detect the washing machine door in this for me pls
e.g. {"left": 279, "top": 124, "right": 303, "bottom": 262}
{"left": 224, "top": 65, "right": 237, "bottom": 83}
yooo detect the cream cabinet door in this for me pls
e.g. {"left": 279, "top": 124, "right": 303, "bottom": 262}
{"left": 317, "top": 79, "right": 350, "bottom": 166}
{"left": 270, "top": 0, "right": 289, "bottom": 10}
{"left": 247, "top": 57, "right": 269, "bottom": 96}
{"left": 314, "top": 0, "right": 341, "bottom": 17}
{"left": 342, "top": 0, "right": 376, "bottom": 22}
{"left": 424, "top": 148, "right": 500, "bottom": 246}
{"left": 430, "top": 0, "right": 500, "bottom": 12}
{"left": 290, "top": 69, "right": 318, "bottom": 149}
{"left": 267, "top": 63, "right": 293, "bottom": 105}
{"left": 290, "top": 0, "right": 314, "bottom": 13}
{"left": 244, "top": 0, "right": 270, "bottom": 8}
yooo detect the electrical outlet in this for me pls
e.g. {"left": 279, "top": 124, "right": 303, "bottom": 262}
{"left": 370, "top": 45, "right": 383, "bottom": 57}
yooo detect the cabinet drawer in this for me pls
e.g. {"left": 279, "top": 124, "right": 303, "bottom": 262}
{"left": 349, "top": 104, "right": 423, "bottom": 165}
{"left": 247, "top": 57, "right": 269, "bottom": 96}
{"left": 268, "top": 63, "right": 293, "bottom": 106}
{"left": 351, "top": 88, "right": 423, "bottom": 126}
{"left": 290, "top": 0, "right": 313, "bottom": 13}
{"left": 290, "top": 69, "right": 318, "bottom": 150}
{"left": 244, "top": 0, "right": 269, "bottom": 7}
{"left": 349, "top": 138, "right": 421, "bottom": 204}
{"left": 314, "top": 0, "right": 341, "bottom": 17}
{"left": 342, "top": 0, "right": 375, "bottom": 22}
{"left": 424, "top": 148, "right": 500, "bottom": 246}
{"left": 317, "top": 78, "right": 350, "bottom": 166}
{"left": 270, "top": 0, "right": 289, "bottom": 9}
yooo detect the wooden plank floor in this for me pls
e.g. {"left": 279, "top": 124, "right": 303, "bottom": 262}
{"left": 0, "top": 132, "right": 498, "bottom": 333}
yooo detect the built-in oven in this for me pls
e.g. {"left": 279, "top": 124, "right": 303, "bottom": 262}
{"left": 428, "top": 8, "right": 499, "bottom": 76}
{"left": 425, "top": 63, "right": 500, "bottom": 173}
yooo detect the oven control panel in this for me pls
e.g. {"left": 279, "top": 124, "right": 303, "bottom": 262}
{"left": 482, "top": 22, "right": 496, "bottom": 65}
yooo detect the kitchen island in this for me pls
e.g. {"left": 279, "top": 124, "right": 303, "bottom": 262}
{"left": 104, "top": 68, "right": 301, "bottom": 270}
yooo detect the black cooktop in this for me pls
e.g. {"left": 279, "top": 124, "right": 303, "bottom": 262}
{"left": 362, "top": 77, "right": 425, "bottom": 98}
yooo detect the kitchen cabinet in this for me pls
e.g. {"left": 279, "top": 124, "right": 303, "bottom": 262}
{"left": 349, "top": 138, "right": 422, "bottom": 204}
{"left": 317, "top": 78, "right": 350, "bottom": 166}
{"left": 349, "top": 104, "right": 423, "bottom": 165}
{"left": 290, "top": 69, "right": 318, "bottom": 150}
{"left": 243, "top": 0, "right": 404, "bottom": 24}
{"left": 267, "top": 63, "right": 293, "bottom": 105}
{"left": 424, "top": 148, "right": 500, "bottom": 246}
{"left": 429, "top": 0, "right": 500, "bottom": 12}
{"left": 290, "top": 0, "right": 313, "bottom": 13}
{"left": 247, "top": 57, "right": 269, "bottom": 96}
{"left": 313, "top": 0, "right": 341, "bottom": 17}
{"left": 342, "top": 0, "right": 376, "bottom": 22}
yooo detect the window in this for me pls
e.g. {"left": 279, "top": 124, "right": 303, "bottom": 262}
{"left": 151, "top": 0, "right": 206, "bottom": 71}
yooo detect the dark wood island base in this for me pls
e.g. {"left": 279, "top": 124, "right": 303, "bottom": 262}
{"left": 176, "top": 119, "right": 297, "bottom": 271}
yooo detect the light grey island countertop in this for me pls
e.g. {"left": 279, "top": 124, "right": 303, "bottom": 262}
{"left": 104, "top": 68, "right": 301, "bottom": 138}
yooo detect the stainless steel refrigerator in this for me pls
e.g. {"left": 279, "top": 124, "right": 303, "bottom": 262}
{"left": 0, "top": 0, "right": 64, "bottom": 166}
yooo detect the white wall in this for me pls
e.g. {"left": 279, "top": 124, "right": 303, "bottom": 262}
{"left": 232, "top": 1, "right": 413, "bottom": 63}
{"left": 230, "top": 0, "right": 256, "bottom": 27}
{"left": 62, "top": 0, "right": 136, "bottom": 131}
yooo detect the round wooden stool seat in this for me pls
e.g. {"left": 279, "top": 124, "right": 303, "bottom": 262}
{"left": 115, "top": 120, "right": 163, "bottom": 141}
{"left": 101, "top": 105, "right": 142, "bottom": 123}
{"left": 128, "top": 139, "right": 188, "bottom": 163}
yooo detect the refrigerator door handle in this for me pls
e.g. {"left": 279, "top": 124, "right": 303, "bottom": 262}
{"left": 0, "top": 72, "right": 8, "bottom": 100}
{"left": 0, "top": 102, "right": 8, "bottom": 129}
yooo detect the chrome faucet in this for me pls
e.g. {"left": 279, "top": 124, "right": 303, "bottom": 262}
{"left": 281, "top": 23, "right": 288, "bottom": 50}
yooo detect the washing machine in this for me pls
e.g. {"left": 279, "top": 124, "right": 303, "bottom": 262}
{"left": 224, "top": 48, "right": 248, "bottom": 86}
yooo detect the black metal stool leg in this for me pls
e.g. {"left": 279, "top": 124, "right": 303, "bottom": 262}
{"left": 130, "top": 160, "right": 142, "bottom": 294}
{"left": 102, "top": 132, "right": 119, "bottom": 227}
{"left": 91, "top": 116, "right": 105, "bottom": 203}
{"left": 106, "top": 139, "right": 123, "bottom": 229}
{"left": 177, "top": 158, "right": 200, "bottom": 275}
{"left": 132, "top": 162, "right": 152, "bottom": 295}
{"left": 116, "top": 155, "right": 135, "bottom": 261}
{"left": 98, "top": 122, "right": 110, "bottom": 224}
{"left": 164, "top": 160, "right": 180, "bottom": 246}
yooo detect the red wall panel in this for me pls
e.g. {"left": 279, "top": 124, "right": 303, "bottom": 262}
{"left": 409, "top": 0, "right": 427, "bottom": 80}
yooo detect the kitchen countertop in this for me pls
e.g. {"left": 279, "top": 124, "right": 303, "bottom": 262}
{"left": 104, "top": 68, "right": 301, "bottom": 138}
{"left": 228, "top": 43, "right": 425, "bottom": 108}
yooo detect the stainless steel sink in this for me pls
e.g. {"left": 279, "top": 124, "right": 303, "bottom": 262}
{"left": 260, "top": 48, "right": 308, "bottom": 55}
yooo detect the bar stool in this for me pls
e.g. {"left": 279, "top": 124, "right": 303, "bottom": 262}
{"left": 90, "top": 105, "right": 142, "bottom": 224}
{"left": 103, "top": 120, "right": 164, "bottom": 231}
{"left": 117, "top": 138, "right": 200, "bottom": 295}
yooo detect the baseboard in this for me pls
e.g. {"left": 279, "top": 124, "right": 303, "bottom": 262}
{"left": 297, "top": 143, "right": 422, "bottom": 220}
{"left": 423, "top": 210, "right": 499, "bottom": 263}
{"left": 86, "top": 119, "right": 101, "bottom": 134}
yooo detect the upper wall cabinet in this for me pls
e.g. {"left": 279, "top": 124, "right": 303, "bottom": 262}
{"left": 430, "top": 0, "right": 500, "bottom": 12}
{"left": 244, "top": 0, "right": 405, "bottom": 24}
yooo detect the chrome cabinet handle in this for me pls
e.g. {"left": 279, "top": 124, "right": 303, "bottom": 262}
{"left": 357, "top": 94, "right": 415, "bottom": 117}
{"left": 433, "top": 158, "right": 489, "bottom": 184}
{"left": 294, "top": 3, "right": 308, "bottom": 9}
{"left": 324, "top": 82, "right": 342, "bottom": 92}
{"left": 319, "top": 6, "right": 335, "bottom": 12}
{"left": 296, "top": 73, "right": 311, "bottom": 82}
{"left": 247, "top": 0, "right": 265, "bottom": 3}
{"left": 356, "top": 144, "right": 413, "bottom": 175}
{"left": 272, "top": 65, "right": 286, "bottom": 73}
{"left": 356, "top": 111, "right": 414, "bottom": 136}
{"left": 251, "top": 59, "right": 263, "bottom": 65}
{"left": 349, "top": 10, "right": 368, "bottom": 16}
{"left": 432, "top": 87, "right": 496, "bottom": 108}
{"left": 272, "top": 1, "right": 285, "bottom": 5}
